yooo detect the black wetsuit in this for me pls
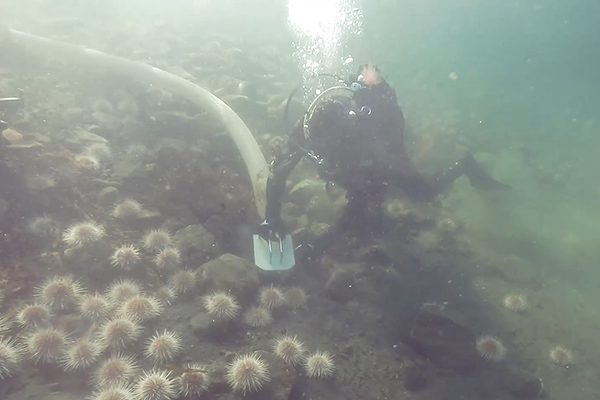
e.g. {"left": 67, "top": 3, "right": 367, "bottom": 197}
{"left": 261, "top": 77, "right": 507, "bottom": 238}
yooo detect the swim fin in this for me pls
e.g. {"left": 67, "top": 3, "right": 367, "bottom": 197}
{"left": 252, "top": 233, "right": 296, "bottom": 271}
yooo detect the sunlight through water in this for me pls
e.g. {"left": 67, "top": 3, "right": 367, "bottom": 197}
{"left": 287, "top": 0, "right": 362, "bottom": 76}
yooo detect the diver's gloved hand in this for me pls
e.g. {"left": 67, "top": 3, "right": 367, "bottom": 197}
{"left": 256, "top": 217, "right": 287, "bottom": 241}
{"left": 463, "top": 153, "right": 511, "bottom": 191}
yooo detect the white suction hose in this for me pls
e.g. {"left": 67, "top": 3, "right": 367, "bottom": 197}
{"left": 3, "top": 28, "right": 269, "bottom": 219}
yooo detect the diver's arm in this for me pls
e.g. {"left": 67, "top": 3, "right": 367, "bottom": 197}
{"left": 258, "top": 127, "right": 305, "bottom": 238}
{"left": 259, "top": 150, "right": 303, "bottom": 237}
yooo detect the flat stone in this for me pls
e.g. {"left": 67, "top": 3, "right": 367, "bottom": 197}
{"left": 97, "top": 186, "right": 119, "bottom": 206}
{"left": 123, "top": 210, "right": 164, "bottom": 231}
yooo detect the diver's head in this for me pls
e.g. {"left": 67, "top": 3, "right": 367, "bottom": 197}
{"left": 355, "top": 64, "right": 382, "bottom": 88}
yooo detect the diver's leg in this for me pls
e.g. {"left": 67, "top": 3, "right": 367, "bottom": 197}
{"left": 298, "top": 184, "right": 386, "bottom": 260}
{"left": 337, "top": 184, "right": 386, "bottom": 236}
{"left": 431, "top": 153, "right": 509, "bottom": 194}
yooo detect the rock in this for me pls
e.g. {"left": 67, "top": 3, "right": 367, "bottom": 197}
{"left": 111, "top": 158, "right": 145, "bottom": 181}
{"left": 357, "top": 244, "right": 393, "bottom": 265}
{"left": 1, "top": 128, "right": 42, "bottom": 148}
{"left": 70, "top": 128, "right": 108, "bottom": 144}
{"left": 97, "top": 186, "right": 120, "bottom": 206}
{"left": 4, "top": 141, "right": 43, "bottom": 149}
{"left": 266, "top": 354, "right": 298, "bottom": 400}
{"left": 407, "top": 304, "right": 479, "bottom": 371}
{"left": 0, "top": 198, "right": 8, "bottom": 219}
{"left": 189, "top": 311, "right": 233, "bottom": 337}
{"left": 306, "top": 222, "right": 331, "bottom": 238}
{"left": 325, "top": 267, "right": 356, "bottom": 302}
{"left": 288, "top": 179, "right": 324, "bottom": 205}
{"left": 197, "top": 254, "right": 260, "bottom": 303}
{"left": 61, "top": 107, "right": 84, "bottom": 123}
{"left": 205, "top": 363, "right": 229, "bottom": 395}
{"left": 174, "top": 224, "right": 218, "bottom": 264}
{"left": 1, "top": 128, "right": 23, "bottom": 143}
{"left": 400, "top": 360, "right": 427, "bottom": 391}
{"left": 222, "top": 94, "right": 267, "bottom": 118}
{"left": 63, "top": 240, "right": 113, "bottom": 275}
{"left": 487, "top": 255, "right": 541, "bottom": 285}
{"left": 384, "top": 198, "right": 410, "bottom": 221}
{"left": 92, "top": 98, "right": 114, "bottom": 113}
{"left": 189, "top": 311, "right": 212, "bottom": 333}
{"left": 91, "top": 112, "right": 119, "bottom": 131}
{"left": 306, "top": 193, "right": 344, "bottom": 224}
{"left": 502, "top": 368, "right": 545, "bottom": 398}
{"left": 125, "top": 210, "right": 164, "bottom": 231}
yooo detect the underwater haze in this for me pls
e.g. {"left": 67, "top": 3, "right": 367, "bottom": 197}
{"left": 1, "top": 1, "right": 599, "bottom": 399}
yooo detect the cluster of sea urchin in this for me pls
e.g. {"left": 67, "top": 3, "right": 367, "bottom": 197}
{"left": 474, "top": 291, "right": 576, "bottom": 369}
{"left": 1, "top": 194, "right": 322, "bottom": 400}
{"left": 222, "top": 335, "right": 336, "bottom": 395}
{"left": 0, "top": 212, "right": 202, "bottom": 400}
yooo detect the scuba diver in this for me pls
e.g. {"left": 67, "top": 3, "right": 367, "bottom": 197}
{"left": 257, "top": 64, "right": 508, "bottom": 257}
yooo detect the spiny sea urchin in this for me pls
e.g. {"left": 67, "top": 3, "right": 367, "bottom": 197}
{"left": 17, "top": 303, "right": 50, "bottom": 329}
{"left": 202, "top": 291, "right": 240, "bottom": 320}
{"left": 26, "top": 328, "right": 68, "bottom": 364}
{"left": 177, "top": 363, "right": 209, "bottom": 397}
{"left": 134, "top": 369, "right": 178, "bottom": 400}
{"left": 144, "top": 330, "right": 182, "bottom": 365}
{"left": 0, "top": 337, "right": 22, "bottom": 379}
{"left": 153, "top": 247, "right": 181, "bottom": 270}
{"left": 61, "top": 337, "right": 102, "bottom": 370}
{"left": 142, "top": 229, "right": 172, "bottom": 252}
{"left": 226, "top": 353, "right": 270, "bottom": 394}
{"left": 62, "top": 221, "right": 105, "bottom": 247}
{"left": 305, "top": 351, "right": 335, "bottom": 378}
{"left": 259, "top": 285, "right": 285, "bottom": 309}
{"left": 243, "top": 306, "right": 273, "bottom": 328}
{"left": 36, "top": 275, "right": 83, "bottom": 311}
{"left": 112, "top": 198, "right": 144, "bottom": 219}
{"left": 94, "top": 353, "right": 139, "bottom": 387}
{"left": 97, "top": 318, "right": 142, "bottom": 350}
{"left": 110, "top": 244, "right": 141, "bottom": 270}
{"left": 119, "top": 295, "right": 163, "bottom": 322}
{"left": 274, "top": 336, "right": 305, "bottom": 365}
{"left": 79, "top": 292, "right": 111, "bottom": 321}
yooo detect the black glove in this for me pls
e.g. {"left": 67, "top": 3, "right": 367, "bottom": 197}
{"left": 256, "top": 217, "right": 287, "bottom": 241}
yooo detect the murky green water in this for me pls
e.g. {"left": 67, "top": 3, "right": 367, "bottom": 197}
{"left": 1, "top": 1, "right": 599, "bottom": 399}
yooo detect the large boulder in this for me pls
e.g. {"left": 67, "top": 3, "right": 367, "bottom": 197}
{"left": 197, "top": 254, "right": 259, "bottom": 303}
{"left": 174, "top": 224, "right": 218, "bottom": 265}
{"left": 288, "top": 179, "right": 324, "bottom": 205}
{"left": 407, "top": 304, "right": 479, "bottom": 371}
